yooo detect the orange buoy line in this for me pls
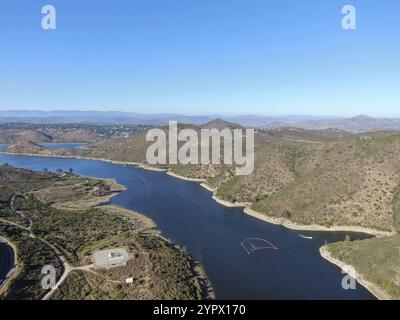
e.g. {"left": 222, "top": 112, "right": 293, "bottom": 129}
{"left": 241, "top": 238, "right": 278, "bottom": 254}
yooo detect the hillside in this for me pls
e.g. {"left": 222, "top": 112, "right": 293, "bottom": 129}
{"left": 83, "top": 134, "right": 375, "bottom": 231}
{"left": 82, "top": 121, "right": 239, "bottom": 178}
{"left": 247, "top": 133, "right": 400, "bottom": 232}
{"left": 5, "top": 141, "right": 79, "bottom": 157}
{"left": 200, "top": 119, "right": 242, "bottom": 130}
{"left": 81, "top": 128, "right": 400, "bottom": 233}
{"left": 6, "top": 125, "right": 400, "bottom": 233}
{"left": 207, "top": 132, "right": 400, "bottom": 233}
{"left": 5, "top": 141, "right": 45, "bottom": 154}
{"left": 0, "top": 165, "right": 211, "bottom": 300}
{"left": 325, "top": 234, "right": 400, "bottom": 299}
{"left": 0, "top": 129, "right": 52, "bottom": 143}
{"left": 5, "top": 125, "right": 400, "bottom": 233}
{"left": 260, "top": 127, "right": 351, "bottom": 141}
{"left": 299, "top": 115, "right": 400, "bottom": 133}
{"left": 0, "top": 123, "right": 149, "bottom": 144}
{"left": 3, "top": 125, "right": 400, "bottom": 299}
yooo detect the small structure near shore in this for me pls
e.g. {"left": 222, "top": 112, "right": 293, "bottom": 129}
{"left": 91, "top": 248, "right": 129, "bottom": 269}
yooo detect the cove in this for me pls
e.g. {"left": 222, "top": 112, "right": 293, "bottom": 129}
{"left": 0, "top": 153, "right": 375, "bottom": 299}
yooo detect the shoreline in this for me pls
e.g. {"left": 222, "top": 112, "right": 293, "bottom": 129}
{"left": 319, "top": 246, "right": 391, "bottom": 300}
{"left": 243, "top": 207, "right": 394, "bottom": 238}
{"left": 0, "top": 236, "right": 19, "bottom": 295}
{"left": 198, "top": 181, "right": 392, "bottom": 238}
{"left": 1, "top": 151, "right": 393, "bottom": 237}
{"left": 199, "top": 183, "right": 250, "bottom": 208}
{"left": 192, "top": 260, "right": 215, "bottom": 300}
{"left": 104, "top": 205, "right": 215, "bottom": 299}
{"left": 0, "top": 150, "right": 395, "bottom": 300}
{"left": 0, "top": 152, "right": 215, "bottom": 299}
{"left": 166, "top": 171, "right": 207, "bottom": 182}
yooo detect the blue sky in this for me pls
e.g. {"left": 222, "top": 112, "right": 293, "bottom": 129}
{"left": 0, "top": 0, "right": 399, "bottom": 116}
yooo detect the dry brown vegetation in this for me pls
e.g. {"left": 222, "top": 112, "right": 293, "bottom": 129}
{"left": 5, "top": 123, "right": 400, "bottom": 301}
{"left": 52, "top": 232, "right": 208, "bottom": 300}
{"left": 249, "top": 133, "right": 400, "bottom": 231}
{"left": 5, "top": 141, "right": 80, "bottom": 157}
{"left": 6, "top": 125, "right": 400, "bottom": 232}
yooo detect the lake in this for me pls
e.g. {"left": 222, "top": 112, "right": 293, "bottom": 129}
{"left": 0, "top": 153, "right": 375, "bottom": 299}
{"left": 40, "top": 143, "right": 86, "bottom": 150}
{"left": 0, "top": 238, "right": 15, "bottom": 287}
{"left": 0, "top": 144, "right": 85, "bottom": 151}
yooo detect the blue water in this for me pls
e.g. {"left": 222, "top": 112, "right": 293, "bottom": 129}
{"left": 0, "top": 153, "right": 375, "bottom": 300}
{"left": 0, "top": 143, "right": 85, "bottom": 150}
{"left": 41, "top": 143, "right": 86, "bottom": 150}
{"left": 0, "top": 240, "right": 14, "bottom": 286}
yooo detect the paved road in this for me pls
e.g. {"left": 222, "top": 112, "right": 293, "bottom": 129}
{"left": 0, "top": 238, "right": 15, "bottom": 287}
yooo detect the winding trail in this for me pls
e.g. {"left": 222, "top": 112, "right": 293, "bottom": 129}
{"left": 0, "top": 216, "right": 105, "bottom": 300}
{"left": 0, "top": 180, "right": 119, "bottom": 300}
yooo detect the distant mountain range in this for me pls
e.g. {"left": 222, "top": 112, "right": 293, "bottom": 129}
{"left": 295, "top": 115, "right": 400, "bottom": 133}
{"left": 0, "top": 110, "right": 333, "bottom": 125}
{"left": 2, "top": 110, "right": 400, "bottom": 133}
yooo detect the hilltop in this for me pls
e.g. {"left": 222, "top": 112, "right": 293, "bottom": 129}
{"left": 200, "top": 119, "right": 242, "bottom": 130}
{"left": 0, "top": 129, "right": 52, "bottom": 144}
{"left": 5, "top": 141, "right": 45, "bottom": 154}
{"left": 5, "top": 141, "right": 79, "bottom": 157}
{"left": 0, "top": 123, "right": 149, "bottom": 144}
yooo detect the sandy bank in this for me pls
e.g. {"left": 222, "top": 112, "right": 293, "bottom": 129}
{"left": 166, "top": 171, "right": 207, "bottom": 182}
{"left": 2, "top": 149, "right": 396, "bottom": 300}
{"left": 199, "top": 183, "right": 214, "bottom": 192}
{"left": 198, "top": 181, "right": 394, "bottom": 237}
{"left": 199, "top": 183, "right": 250, "bottom": 208}
{"left": 2, "top": 151, "right": 394, "bottom": 238}
{"left": 243, "top": 207, "right": 393, "bottom": 237}
{"left": 211, "top": 196, "right": 250, "bottom": 208}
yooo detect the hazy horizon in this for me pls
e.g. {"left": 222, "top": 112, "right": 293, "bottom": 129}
{"left": 0, "top": 109, "right": 398, "bottom": 119}
{"left": 1, "top": 1, "right": 399, "bottom": 117}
